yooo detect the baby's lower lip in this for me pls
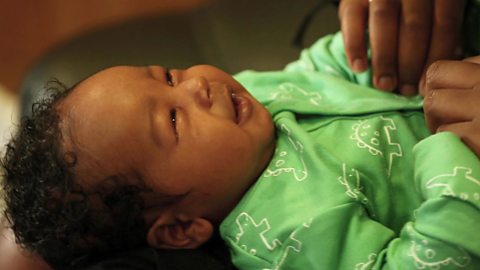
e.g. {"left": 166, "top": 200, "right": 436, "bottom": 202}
{"left": 231, "top": 93, "right": 251, "bottom": 125}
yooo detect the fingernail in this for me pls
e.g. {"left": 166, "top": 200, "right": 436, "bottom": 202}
{"left": 377, "top": 76, "right": 396, "bottom": 91}
{"left": 400, "top": 84, "right": 417, "bottom": 96}
{"left": 352, "top": 58, "right": 367, "bottom": 73}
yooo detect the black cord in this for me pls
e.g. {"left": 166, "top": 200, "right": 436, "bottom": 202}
{"left": 292, "top": 1, "right": 337, "bottom": 48}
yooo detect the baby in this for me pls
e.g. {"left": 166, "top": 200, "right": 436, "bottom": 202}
{"left": 2, "top": 33, "right": 480, "bottom": 269}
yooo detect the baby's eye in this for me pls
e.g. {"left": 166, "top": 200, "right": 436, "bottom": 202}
{"left": 165, "top": 68, "right": 174, "bottom": 86}
{"left": 170, "top": 108, "right": 178, "bottom": 139}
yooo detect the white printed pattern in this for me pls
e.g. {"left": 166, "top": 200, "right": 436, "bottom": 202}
{"left": 264, "top": 124, "right": 308, "bottom": 181}
{"left": 355, "top": 253, "right": 377, "bottom": 270}
{"left": 234, "top": 212, "right": 312, "bottom": 270}
{"left": 350, "top": 116, "right": 403, "bottom": 175}
{"left": 405, "top": 224, "right": 471, "bottom": 269}
{"left": 425, "top": 166, "right": 480, "bottom": 202}
{"left": 338, "top": 163, "right": 366, "bottom": 203}
{"left": 269, "top": 82, "right": 322, "bottom": 106}
{"left": 337, "top": 163, "right": 374, "bottom": 216}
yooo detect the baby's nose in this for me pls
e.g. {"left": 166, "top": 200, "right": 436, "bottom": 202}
{"left": 177, "top": 76, "right": 211, "bottom": 108}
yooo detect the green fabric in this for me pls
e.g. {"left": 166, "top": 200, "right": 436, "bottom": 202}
{"left": 220, "top": 33, "right": 480, "bottom": 269}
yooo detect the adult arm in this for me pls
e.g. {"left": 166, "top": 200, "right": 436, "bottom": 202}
{"left": 338, "top": 0, "right": 466, "bottom": 95}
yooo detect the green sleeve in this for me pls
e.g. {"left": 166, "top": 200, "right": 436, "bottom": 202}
{"left": 268, "top": 133, "right": 480, "bottom": 269}
{"left": 395, "top": 132, "right": 480, "bottom": 267}
{"left": 284, "top": 32, "right": 373, "bottom": 88}
{"left": 363, "top": 132, "right": 479, "bottom": 269}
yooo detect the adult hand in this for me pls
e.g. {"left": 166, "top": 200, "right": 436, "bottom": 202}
{"left": 339, "top": 0, "right": 466, "bottom": 96}
{"left": 423, "top": 56, "right": 480, "bottom": 155}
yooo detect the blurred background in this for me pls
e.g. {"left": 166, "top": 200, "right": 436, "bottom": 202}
{"left": 0, "top": 0, "right": 338, "bottom": 154}
{"left": 0, "top": 0, "right": 218, "bottom": 93}
{"left": 0, "top": 0, "right": 215, "bottom": 152}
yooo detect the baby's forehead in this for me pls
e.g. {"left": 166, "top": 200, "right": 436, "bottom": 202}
{"left": 57, "top": 98, "right": 152, "bottom": 188}
{"left": 59, "top": 68, "right": 138, "bottom": 110}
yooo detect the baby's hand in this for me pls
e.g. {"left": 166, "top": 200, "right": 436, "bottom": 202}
{"left": 423, "top": 56, "right": 480, "bottom": 155}
{"left": 339, "top": 0, "right": 466, "bottom": 96}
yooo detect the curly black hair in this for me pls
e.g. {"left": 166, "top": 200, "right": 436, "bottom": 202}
{"left": 1, "top": 80, "right": 149, "bottom": 269}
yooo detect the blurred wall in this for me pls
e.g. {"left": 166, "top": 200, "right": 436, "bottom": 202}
{"left": 0, "top": 0, "right": 213, "bottom": 93}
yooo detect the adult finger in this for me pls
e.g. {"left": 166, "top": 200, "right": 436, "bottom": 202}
{"left": 425, "top": 60, "right": 480, "bottom": 91}
{"left": 425, "top": 0, "right": 466, "bottom": 67}
{"left": 397, "top": 0, "right": 433, "bottom": 96}
{"left": 369, "top": 0, "right": 401, "bottom": 91}
{"left": 418, "top": 1, "right": 466, "bottom": 96}
{"left": 424, "top": 88, "right": 480, "bottom": 132}
{"left": 339, "top": 0, "right": 370, "bottom": 72}
{"left": 437, "top": 121, "right": 480, "bottom": 156}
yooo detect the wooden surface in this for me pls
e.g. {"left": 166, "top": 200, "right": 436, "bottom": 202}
{"left": 0, "top": 0, "right": 213, "bottom": 93}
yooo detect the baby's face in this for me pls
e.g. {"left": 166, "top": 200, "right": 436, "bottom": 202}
{"left": 58, "top": 65, "right": 275, "bottom": 223}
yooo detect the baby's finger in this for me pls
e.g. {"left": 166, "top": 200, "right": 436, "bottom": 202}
{"left": 369, "top": 0, "right": 400, "bottom": 91}
{"left": 397, "top": 0, "right": 433, "bottom": 96}
{"left": 437, "top": 121, "right": 480, "bottom": 156}
{"left": 424, "top": 0, "right": 466, "bottom": 67}
{"left": 339, "top": 0, "right": 370, "bottom": 73}
{"left": 425, "top": 60, "right": 480, "bottom": 90}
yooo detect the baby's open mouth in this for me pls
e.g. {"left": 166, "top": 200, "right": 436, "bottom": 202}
{"left": 231, "top": 92, "right": 239, "bottom": 123}
{"left": 229, "top": 90, "right": 252, "bottom": 126}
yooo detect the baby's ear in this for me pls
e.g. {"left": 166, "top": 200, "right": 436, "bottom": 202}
{"left": 147, "top": 217, "right": 213, "bottom": 249}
